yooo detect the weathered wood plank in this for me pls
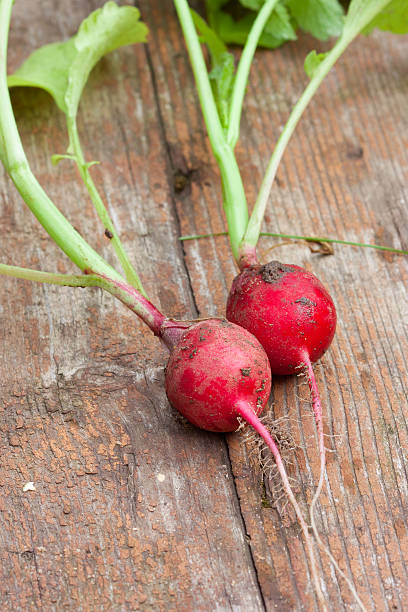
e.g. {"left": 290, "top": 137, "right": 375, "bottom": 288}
{"left": 143, "top": 2, "right": 408, "bottom": 610}
{"left": 1, "top": 0, "right": 408, "bottom": 610}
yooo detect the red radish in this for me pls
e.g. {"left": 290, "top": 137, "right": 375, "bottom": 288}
{"left": 164, "top": 317, "right": 326, "bottom": 608}
{"left": 165, "top": 319, "right": 271, "bottom": 431}
{"left": 224, "top": 260, "right": 365, "bottom": 611}
{"left": 225, "top": 261, "right": 336, "bottom": 510}
{"left": 226, "top": 260, "right": 336, "bottom": 376}
{"left": 225, "top": 260, "right": 336, "bottom": 511}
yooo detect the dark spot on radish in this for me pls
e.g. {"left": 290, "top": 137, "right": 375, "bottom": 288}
{"left": 260, "top": 260, "right": 293, "bottom": 284}
{"left": 295, "top": 297, "right": 316, "bottom": 307}
{"left": 241, "top": 367, "right": 251, "bottom": 376}
{"left": 256, "top": 379, "right": 266, "bottom": 392}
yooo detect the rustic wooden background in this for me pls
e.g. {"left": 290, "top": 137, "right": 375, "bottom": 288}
{"left": 1, "top": 1, "right": 407, "bottom": 610}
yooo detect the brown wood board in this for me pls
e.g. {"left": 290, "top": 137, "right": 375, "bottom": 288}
{"left": 0, "top": 1, "right": 407, "bottom": 610}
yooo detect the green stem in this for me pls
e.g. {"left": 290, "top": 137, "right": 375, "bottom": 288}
{"left": 0, "top": 262, "right": 166, "bottom": 335}
{"left": 173, "top": 0, "right": 248, "bottom": 262}
{"left": 179, "top": 231, "right": 408, "bottom": 255}
{"left": 0, "top": 264, "right": 101, "bottom": 287}
{"left": 227, "top": 0, "right": 280, "bottom": 149}
{"left": 241, "top": 0, "right": 392, "bottom": 260}
{"left": 0, "top": 0, "right": 180, "bottom": 340}
{"left": 0, "top": 0, "right": 124, "bottom": 284}
{"left": 66, "top": 115, "right": 146, "bottom": 296}
{"left": 260, "top": 232, "right": 408, "bottom": 255}
{"left": 241, "top": 39, "right": 348, "bottom": 257}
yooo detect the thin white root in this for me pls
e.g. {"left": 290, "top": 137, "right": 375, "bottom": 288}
{"left": 304, "top": 359, "right": 366, "bottom": 611}
{"left": 311, "top": 517, "right": 368, "bottom": 612}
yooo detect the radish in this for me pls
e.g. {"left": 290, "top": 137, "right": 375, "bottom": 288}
{"left": 225, "top": 258, "right": 337, "bottom": 494}
{"left": 163, "top": 317, "right": 328, "bottom": 608}
{"left": 226, "top": 260, "right": 352, "bottom": 609}
{"left": 225, "top": 259, "right": 336, "bottom": 509}
{"left": 165, "top": 319, "right": 271, "bottom": 431}
{"left": 226, "top": 260, "right": 337, "bottom": 376}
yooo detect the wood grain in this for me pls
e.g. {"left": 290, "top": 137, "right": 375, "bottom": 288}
{"left": 0, "top": 1, "right": 407, "bottom": 610}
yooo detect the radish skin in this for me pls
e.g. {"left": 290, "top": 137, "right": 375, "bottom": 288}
{"left": 165, "top": 319, "right": 271, "bottom": 431}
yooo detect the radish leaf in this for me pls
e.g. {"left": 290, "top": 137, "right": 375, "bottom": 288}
{"left": 286, "top": 0, "right": 344, "bottom": 40}
{"left": 206, "top": 0, "right": 297, "bottom": 48}
{"left": 206, "top": 0, "right": 344, "bottom": 46}
{"left": 7, "top": 41, "right": 76, "bottom": 112}
{"left": 304, "top": 50, "right": 329, "bottom": 78}
{"left": 263, "top": 4, "right": 297, "bottom": 42}
{"left": 7, "top": 1, "right": 148, "bottom": 295}
{"left": 363, "top": 0, "right": 408, "bottom": 34}
{"left": 8, "top": 1, "right": 148, "bottom": 118}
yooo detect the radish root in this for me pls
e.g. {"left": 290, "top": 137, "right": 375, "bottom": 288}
{"left": 236, "top": 401, "right": 327, "bottom": 610}
{"left": 304, "top": 358, "right": 367, "bottom": 612}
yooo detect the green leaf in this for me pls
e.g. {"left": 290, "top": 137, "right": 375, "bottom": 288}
{"left": 7, "top": 40, "right": 76, "bottom": 112}
{"left": 211, "top": 10, "right": 293, "bottom": 48}
{"left": 192, "top": 9, "right": 231, "bottom": 58}
{"left": 287, "top": 0, "right": 345, "bottom": 40}
{"left": 65, "top": 1, "right": 148, "bottom": 118}
{"left": 206, "top": 0, "right": 296, "bottom": 48}
{"left": 206, "top": 0, "right": 229, "bottom": 12}
{"left": 192, "top": 10, "right": 235, "bottom": 127}
{"left": 304, "top": 50, "right": 329, "bottom": 78}
{"left": 51, "top": 153, "right": 77, "bottom": 165}
{"left": 363, "top": 0, "right": 408, "bottom": 34}
{"left": 238, "top": 1, "right": 296, "bottom": 41}
{"left": 264, "top": 4, "right": 297, "bottom": 41}
{"left": 239, "top": 0, "right": 263, "bottom": 9}
{"left": 8, "top": 1, "right": 148, "bottom": 118}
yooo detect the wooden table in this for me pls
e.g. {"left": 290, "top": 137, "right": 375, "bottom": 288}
{"left": 1, "top": 1, "right": 407, "bottom": 610}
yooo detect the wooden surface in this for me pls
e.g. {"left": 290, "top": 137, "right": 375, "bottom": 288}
{"left": 1, "top": 1, "right": 407, "bottom": 610}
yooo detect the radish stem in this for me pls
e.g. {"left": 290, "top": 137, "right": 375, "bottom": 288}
{"left": 173, "top": 0, "right": 248, "bottom": 261}
{"left": 227, "top": 0, "right": 280, "bottom": 149}
{"left": 240, "top": 0, "right": 394, "bottom": 258}
{"left": 0, "top": 0, "right": 123, "bottom": 283}
{"left": 0, "top": 262, "right": 166, "bottom": 336}
{"left": 180, "top": 231, "right": 408, "bottom": 256}
{"left": 66, "top": 115, "right": 146, "bottom": 295}
{"left": 0, "top": 264, "right": 103, "bottom": 287}
{"left": 240, "top": 38, "right": 349, "bottom": 257}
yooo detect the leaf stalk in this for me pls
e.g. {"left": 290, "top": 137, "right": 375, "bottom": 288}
{"left": 66, "top": 114, "right": 146, "bottom": 295}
